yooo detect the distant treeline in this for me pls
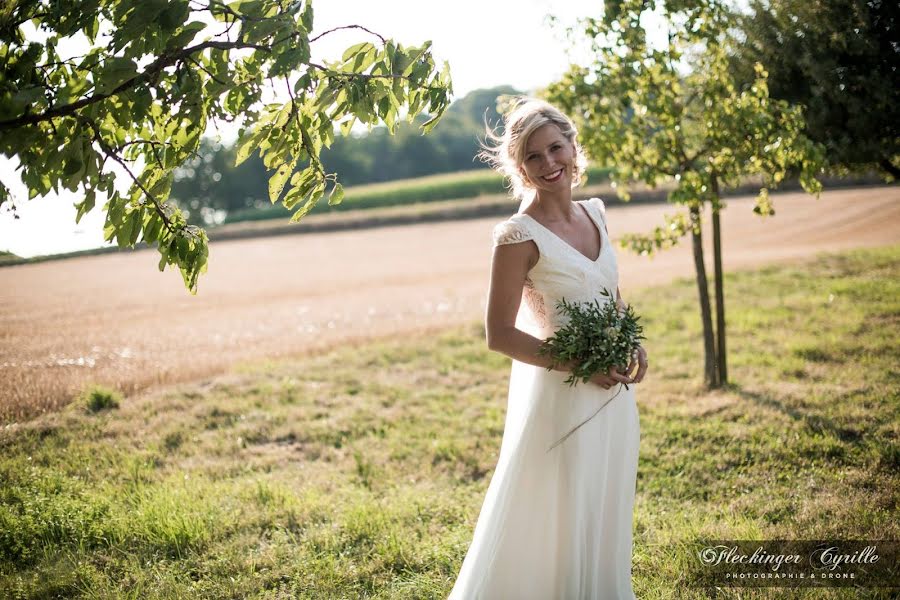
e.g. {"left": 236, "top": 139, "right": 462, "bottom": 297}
{"left": 222, "top": 165, "right": 614, "bottom": 224}
{"left": 173, "top": 0, "right": 899, "bottom": 228}
{"left": 171, "top": 86, "right": 534, "bottom": 225}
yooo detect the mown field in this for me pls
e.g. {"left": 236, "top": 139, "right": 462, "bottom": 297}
{"left": 222, "top": 166, "right": 615, "bottom": 224}
{"left": 1, "top": 244, "right": 897, "bottom": 598}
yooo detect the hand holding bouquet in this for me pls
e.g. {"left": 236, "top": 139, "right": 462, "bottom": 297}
{"left": 538, "top": 289, "right": 646, "bottom": 387}
{"left": 538, "top": 289, "right": 647, "bottom": 451}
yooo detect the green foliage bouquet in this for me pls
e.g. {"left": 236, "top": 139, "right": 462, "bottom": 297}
{"left": 539, "top": 289, "right": 646, "bottom": 452}
{"left": 538, "top": 289, "right": 646, "bottom": 387}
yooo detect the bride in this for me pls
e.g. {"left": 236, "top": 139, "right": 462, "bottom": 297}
{"left": 447, "top": 98, "right": 648, "bottom": 599}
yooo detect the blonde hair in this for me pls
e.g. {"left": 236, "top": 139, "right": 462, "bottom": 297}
{"left": 477, "top": 96, "right": 589, "bottom": 211}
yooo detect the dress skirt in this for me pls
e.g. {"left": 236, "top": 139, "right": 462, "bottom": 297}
{"left": 448, "top": 358, "right": 640, "bottom": 599}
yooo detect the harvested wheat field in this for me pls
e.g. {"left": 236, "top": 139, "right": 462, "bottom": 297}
{"left": 2, "top": 185, "right": 899, "bottom": 423}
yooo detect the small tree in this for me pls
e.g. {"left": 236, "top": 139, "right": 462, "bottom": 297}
{"left": 0, "top": 0, "right": 452, "bottom": 293}
{"left": 545, "top": 0, "right": 825, "bottom": 388}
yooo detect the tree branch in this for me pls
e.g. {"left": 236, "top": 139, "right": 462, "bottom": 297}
{"left": 305, "top": 61, "right": 445, "bottom": 91}
{"left": 0, "top": 39, "right": 273, "bottom": 131}
{"left": 3, "top": 11, "right": 52, "bottom": 32}
{"left": 310, "top": 24, "right": 387, "bottom": 45}
{"left": 185, "top": 55, "right": 229, "bottom": 86}
{"left": 77, "top": 116, "right": 178, "bottom": 237}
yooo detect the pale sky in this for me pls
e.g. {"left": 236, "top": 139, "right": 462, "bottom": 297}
{"left": 0, "top": 1, "right": 625, "bottom": 258}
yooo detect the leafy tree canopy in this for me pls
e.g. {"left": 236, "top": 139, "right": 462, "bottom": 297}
{"left": 166, "top": 86, "right": 518, "bottom": 226}
{"left": 545, "top": 0, "right": 826, "bottom": 254}
{"left": 729, "top": 0, "right": 899, "bottom": 179}
{"left": 544, "top": 0, "right": 828, "bottom": 388}
{"left": 0, "top": 0, "right": 452, "bottom": 292}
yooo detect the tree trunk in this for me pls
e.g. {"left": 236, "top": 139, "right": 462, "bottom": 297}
{"left": 711, "top": 174, "right": 727, "bottom": 387}
{"left": 689, "top": 203, "right": 717, "bottom": 389}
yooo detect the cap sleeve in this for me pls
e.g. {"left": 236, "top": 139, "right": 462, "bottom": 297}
{"left": 588, "top": 197, "right": 608, "bottom": 229}
{"left": 492, "top": 218, "right": 533, "bottom": 248}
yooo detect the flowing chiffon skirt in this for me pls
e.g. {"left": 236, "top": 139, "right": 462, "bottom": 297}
{"left": 448, "top": 358, "right": 640, "bottom": 599}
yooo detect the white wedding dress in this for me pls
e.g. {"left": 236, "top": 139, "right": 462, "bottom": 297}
{"left": 448, "top": 197, "right": 640, "bottom": 599}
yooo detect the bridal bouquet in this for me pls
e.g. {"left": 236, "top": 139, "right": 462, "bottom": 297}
{"left": 539, "top": 289, "right": 646, "bottom": 452}
{"left": 538, "top": 288, "right": 646, "bottom": 387}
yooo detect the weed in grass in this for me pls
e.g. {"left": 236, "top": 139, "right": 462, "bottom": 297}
{"left": 79, "top": 385, "right": 121, "bottom": 413}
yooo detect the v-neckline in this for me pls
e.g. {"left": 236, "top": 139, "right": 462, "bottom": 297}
{"left": 520, "top": 200, "right": 605, "bottom": 263}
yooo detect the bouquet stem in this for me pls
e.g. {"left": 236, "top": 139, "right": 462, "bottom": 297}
{"left": 546, "top": 383, "right": 627, "bottom": 453}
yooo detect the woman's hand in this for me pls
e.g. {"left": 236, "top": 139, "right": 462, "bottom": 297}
{"left": 589, "top": 364, "right": 633, "bottom": 390}
{"left": 623, "top": 345, "right": 649, "bottom": 383}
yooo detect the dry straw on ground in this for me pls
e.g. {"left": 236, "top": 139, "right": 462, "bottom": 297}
{"left": 2, "top": 186, "right": 899, "bottom": 423}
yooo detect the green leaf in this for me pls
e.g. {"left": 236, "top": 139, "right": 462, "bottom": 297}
{"left": 234, "top": 126, "right": 264, "bottom": 167}
{"left": 62, "top": 144, "right": 84, "bottom": 179}
{"left": 142, "top": 213, "right": 162, "bottom": 244}
{"left": 289, "top": 180, "right": 326, "bottom": 222}
{"left": 420, "top": 112, "right": 442, "bottom": 135}
{"left": 328, "top": 182, "right": 344, "bottom": 206}
{"left": 157, "top": 0, "right": 191, "bottom": 31}
{"left": 11, "top": 87, "right": 43, "bottom": 111}
{"left": 127, "top": 209, "right": 142, "bottom": 246}
{"left": 270, "top": 46, "right": 309, "bottom": 77}
{"left": 166, "top": 21, "right": 207, "bottom": 51}
{"left": 402, "top": 42, "right": 431, "bottom": 77}
{"left": 268, "top": 157, "right": 297, "bottom": 204}
{"left": 158, "top": 244, "right": 170, "bottom": 272}
{"left": 342, "top": 42, "right": 373, "bottom": 63}
{"left": 243, "top": 16, "right": 282, "bottom": 45}
{"left": 74, "top": 190, "right": 96, "bottom": 225}
{"left": 339, "top": 117, "right": 356, "bottom": 136}
{"left": 95, "top": 57, "right": 138, "bottom": 95}
{"left": 117, "top": 209, "right": 135, "bottom": 248}
{"left": 86, "top": 17, "right": 100, "bottom": 42}
{"left": 289, "top": 196, "right": 317, "bottom": 223}
{"left": 301, "top": 0, "right": 314, "bottom": 31}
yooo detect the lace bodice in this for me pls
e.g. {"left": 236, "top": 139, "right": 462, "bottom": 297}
{"left": 491, "top": 197, "right": 619, "bottom": 339}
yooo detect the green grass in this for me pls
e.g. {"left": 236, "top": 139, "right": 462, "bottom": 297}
{"left": 222, "top": 165, "right": 613, "bottom": 224}
{"left": 0, "top": 250, "right": 23, "bottom": 264}
{"left": 79, "top": 384, "right": 122, "bottom": 413}
{"left": 1, "top": 245, "right": 897, "bottom": 598}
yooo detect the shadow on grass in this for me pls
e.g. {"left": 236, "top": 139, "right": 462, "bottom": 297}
{"left": 731, "top": 383, "right": 866, "bottom": 444}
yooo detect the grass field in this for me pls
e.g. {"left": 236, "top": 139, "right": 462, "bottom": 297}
{"left": 1, "top": 245, "right": 897, "bottom": 598}
{"left": 0, "top": 250, "right": 22, "bottom": 264}
{"left": 222, "top": 166, "right": 614, "bottom": 225}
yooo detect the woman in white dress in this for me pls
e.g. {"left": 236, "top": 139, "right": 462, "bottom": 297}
{"left": 448, "top": 98, "right": 649, "bottom": 599}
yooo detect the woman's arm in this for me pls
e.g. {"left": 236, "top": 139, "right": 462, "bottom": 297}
{"left": 484, "top": 240, "right": 567, "bottom": 370}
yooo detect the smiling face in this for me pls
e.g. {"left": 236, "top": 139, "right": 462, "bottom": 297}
{"left": 518, "top": 122, "right": 577, "bottom": 192}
